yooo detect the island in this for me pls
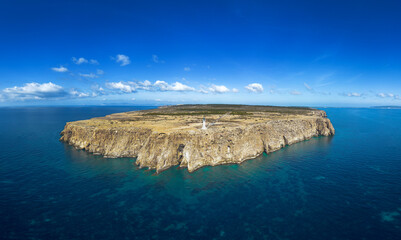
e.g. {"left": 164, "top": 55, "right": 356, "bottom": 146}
{"left": 60, "top": 104, "right": 335, "bottom": 173}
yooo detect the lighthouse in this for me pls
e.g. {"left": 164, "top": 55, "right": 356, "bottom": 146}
{"left": 202, "top": 117, "right": 207, "bottom": 130}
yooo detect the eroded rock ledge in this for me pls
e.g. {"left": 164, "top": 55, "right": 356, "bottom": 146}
{"left": 60, "top": 104, "right": 335, "bottom": 172}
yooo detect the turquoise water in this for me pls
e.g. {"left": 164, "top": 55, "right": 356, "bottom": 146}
{"left": 1, "top": 107, "right": 401, "bottom": 239}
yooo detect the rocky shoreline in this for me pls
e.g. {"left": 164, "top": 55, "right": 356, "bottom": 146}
{"left": 60, "top": 105, "right": 335, "bottom": 173}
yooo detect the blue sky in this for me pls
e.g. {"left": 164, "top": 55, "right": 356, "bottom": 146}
{"left": 1, "top": 0, "right": 401, "bottom": 107}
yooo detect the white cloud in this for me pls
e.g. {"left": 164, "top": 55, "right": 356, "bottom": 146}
{"left": 90, "top": 85, "right": 105, "bottom": 97}
{"left": 128, "top": 80, "right": 153, "bottom": 90}
{"left": 72, "top": 57, "right": 98, "bottom": 65}
{"left": 377, "top": 93, "right": 394, "bottom": 98}
{"left": 131, "top": 98, "right": 136, "bottom": 101}
{"left": 170, "top": 82, "right": 195, "bottom": 91}
{"left": 199, "top": 85, "right": 238, "bottom": 94}
{"left": 198, "top": 89, "right": 209, "bottom": 94}
{"left": 290, "top": 90, "right": 302, "bottom": 95}
{"left": 104, "top": 80, "right": 244, "bottom": 95}
{"left": 208, "top": 84, "right": 230, "bottom": 93}
{"left": 1, "top": 82, "right": 67, "bottom": 100}
{"left": 90, "top": 59, "right": 99, "bottom": 65}
{"left": 152, "top": 54, "right": 159, "bottom": 63}
{"left": 51, "top": 66, "right": 68, "bottom": 72}
{"left": 91, "top": 85, "right": 104, "bottom": 92}
{"left": 72, "top": 57, "right": 88, "bottom": 64}
{"left": 79, "top": 73, "right": 98, "bottom": 78}
{"left": 153, "top": 80, "right": 169, "bottom": 91}
{"left": 341, "top": 92, "right": 362, "bottom": 97}
{"left": 0, "top": 82, "right": 105, "bottom": 101}
{"left": 153, "top": 81, "right": 195, "bottom": 91}
{"left": 115, "top": 54, "right": 130, "bottom": 66}
{"left": 377, "top": 92, "right": 400, "bottom": 100}
{"left": 70, "top": 90, "right": 90, "bottom": 98}
{"left": 106, "top": 80, "right": 196, "bottom": 93}
{"left": 245, "top": 83, "right": 264, "bottom": 93}
{"left": 106, "top": 82, "right": 135, "bottom": 93}
{"left": 184, "top": 67, "right": 191, "bottom": 71}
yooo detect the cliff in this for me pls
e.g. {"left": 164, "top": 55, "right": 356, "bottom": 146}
{"left": 60, "top": 104, "right": 335, "bottom": 173}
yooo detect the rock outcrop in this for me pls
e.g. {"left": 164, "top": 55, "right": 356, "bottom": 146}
{"left": 60, "top": 105, "right": 335, "bottom": 172}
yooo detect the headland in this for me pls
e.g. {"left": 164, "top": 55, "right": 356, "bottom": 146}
{"left": 60, "top": 104, "right": 335, "bottom": 172}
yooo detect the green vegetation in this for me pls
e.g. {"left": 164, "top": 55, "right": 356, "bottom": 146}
{"left": 142, "top": 104, "right": 314, "bottom": 117}
{"left": 143, "top": 110, "right": 252, "bottom": 116}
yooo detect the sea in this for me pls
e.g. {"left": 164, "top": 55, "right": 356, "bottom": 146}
{"left": 0, "top": 107, "right": 400, "bottom": 240}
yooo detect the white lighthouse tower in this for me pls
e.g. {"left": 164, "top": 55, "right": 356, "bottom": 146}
{"left": 202, "top": 117, "right": 207, "bottom": 130}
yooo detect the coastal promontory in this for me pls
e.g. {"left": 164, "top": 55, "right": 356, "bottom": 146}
{"left": 60, "top": 105, "right": 335, "bottom": 172}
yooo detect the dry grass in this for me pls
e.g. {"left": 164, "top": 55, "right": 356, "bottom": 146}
{"left": 71, "top": 104, "right": 320, "bottom": 133}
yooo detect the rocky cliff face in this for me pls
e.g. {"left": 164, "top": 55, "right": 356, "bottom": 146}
{"left": 60, "top": 106, "right": 334, "bottom": 173}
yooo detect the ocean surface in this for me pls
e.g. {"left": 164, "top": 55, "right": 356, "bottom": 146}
{"left": 1, "top": 107, "right": 401, "bottom": 240}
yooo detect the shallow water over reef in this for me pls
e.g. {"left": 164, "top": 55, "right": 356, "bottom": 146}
{"left": 1, "top": 107, "right": 401, "bottom": 239}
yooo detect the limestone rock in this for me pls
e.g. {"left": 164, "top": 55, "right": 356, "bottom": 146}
{"left": 60, "top": 104, "right": 335, "bottom": 173}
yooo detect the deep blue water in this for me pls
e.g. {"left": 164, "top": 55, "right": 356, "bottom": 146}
{"left": 1, "top": 107, "right": 401, "bottom": 240}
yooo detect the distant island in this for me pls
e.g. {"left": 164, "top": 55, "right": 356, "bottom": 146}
{"left": 371, "top": 106, "right": 401, "bottom": 109}
{"left": 60, "top": 104, "right": 335, "bottom": 173}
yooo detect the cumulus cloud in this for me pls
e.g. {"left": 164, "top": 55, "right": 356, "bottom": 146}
{"left": 72, "top": 57, "right": 88, "bottom": 64}
{"left": 72, "top": 57, "right": 99, "bottom": 65}
{"left": 0, "top": 82, "right": 101, "bottom": 102}
{"left": 124, "top": 80, "right": 153, "bottom": 91}
{"left": 169, "top": 82, "right": 195, "bottom": 91}
{"left": 198, "top": 84, "right": 236, "bottom": 94}
{"left": 208, "top": 84, "right": 230, "bottom": 93}
{"left": 51, "top": 66, "right": 68, "bottom": 72}
{"left": 1, "top": 82, "right": 68, "bottom": 100}
{"left": 154, "top": 81, "right": 195, "bottom": 91}
{"left": 184, "top": 67, "right": 191, "bottom": 71}
{"left": 245, "top": 83, "right": 264, "bottom": 93}
{"left": 106, "top": 80, "right": 196, "bottom": 93}
{"left": 377, "top": 92, "right": 400, "bottom": 100}
{"left": 152, "top": 80, "right": 169, "bottom": 91}
{"left": 198, "top": 89, "right": 209, "bottom": 94}
{"left": 106, "top": 82, "right": 135, "bottom": 93}
{"left": 70, "top": 90, "right": 90, "bottom": 98}
{"left": 105, "top": 80, "right": 239, "bottom": 95}
{"left": 90, "top": 85, "right": 105, "bottom": 97}
{"left": 115, "top": 54, "right": 130, "bottom": 66}
{"left": 91, "top": 85, "right": 104, "bottom": 92}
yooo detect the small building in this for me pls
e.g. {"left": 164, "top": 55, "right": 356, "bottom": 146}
{"left": 202, "top": 117, "right": 207, "bottom": 130}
